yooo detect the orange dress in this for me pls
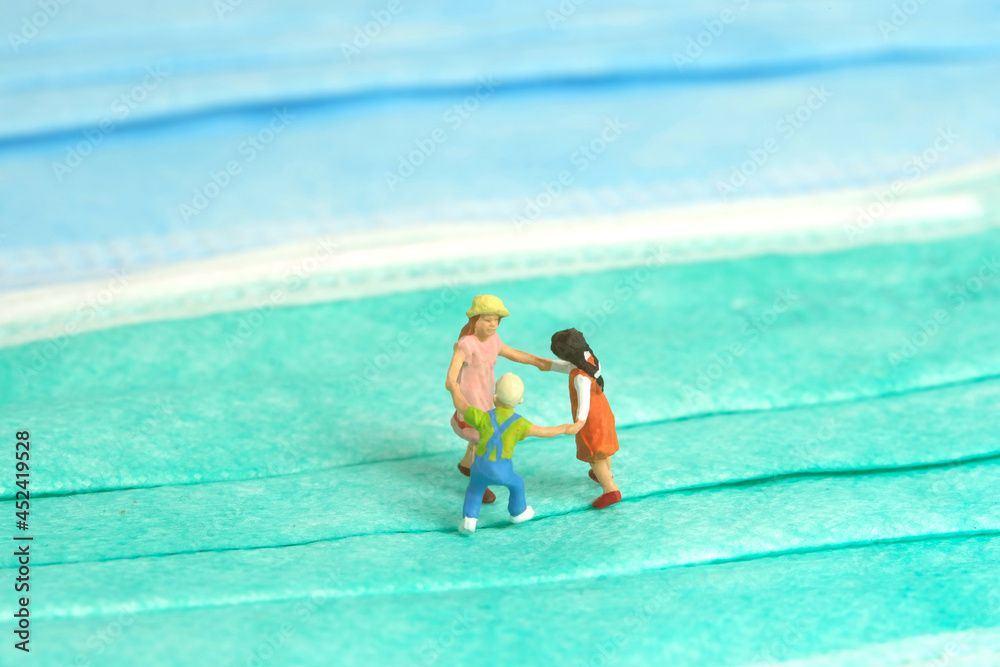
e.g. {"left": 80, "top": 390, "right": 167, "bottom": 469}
{"left": 569, "top": 367, "right": 619, "bottom": 462}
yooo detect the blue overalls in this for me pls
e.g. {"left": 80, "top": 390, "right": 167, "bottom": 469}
{"left": 462, "top": 410, "right": 528, "bottom": 519}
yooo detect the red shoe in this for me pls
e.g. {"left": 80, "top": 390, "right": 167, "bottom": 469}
{"left": 588, "top": 469, "right": 599, "bottom": 483}
{"left": 483, "top": 488, "right": 496, "bottom": 504}
{"left": 458, "top": 464, "right": 471, "bottom": 477}
{"left": 592, "top": 490, "right": 621, "bottom": 509}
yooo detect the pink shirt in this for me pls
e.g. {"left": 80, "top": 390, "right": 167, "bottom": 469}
{"left": 456, "top": 333, "right": 504, "bottom": 411}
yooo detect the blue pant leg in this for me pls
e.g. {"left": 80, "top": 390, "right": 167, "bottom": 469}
{"left": 503, "top": 470, "right": 527, "bottom": 517}
{"left": 463, "top": 473, "right": 489, "bottom": 519}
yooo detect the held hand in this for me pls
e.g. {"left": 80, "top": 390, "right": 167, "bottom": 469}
{"left": 533, "top": 357, "right": 553, "bottom": 371}
{"left": 451, "top": 388, "right": 470, "bottom": 415}
{"left": 566, "top": 420, "right": 585, "bottom": 435}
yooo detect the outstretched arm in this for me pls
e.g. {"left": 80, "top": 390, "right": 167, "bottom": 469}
{"left": 499, "top": 343, "right": 553, "bottom": 371}
{"left": 528, "top": 421, "right": 585, "bottom": 438}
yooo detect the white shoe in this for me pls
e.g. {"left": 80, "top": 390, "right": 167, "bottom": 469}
{"left": 510, "top": 506, "right": 534, "bottom": 524}
{"left": 458, "top": 517, "right": 477, "bottom": 535}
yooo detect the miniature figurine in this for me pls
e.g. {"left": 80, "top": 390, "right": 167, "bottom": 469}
{"left": 550, "top": 328, "right": 622, "bottom": 508}
{"left": 445, "top": 295, "right": 555, "bottom": 504}
{"left": 451, "top": 372, "right": 581, "bottom": 534}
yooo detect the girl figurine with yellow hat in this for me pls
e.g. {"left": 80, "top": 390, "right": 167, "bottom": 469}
{"left": 445, "top": 295, "right": 558, "bottom": 504}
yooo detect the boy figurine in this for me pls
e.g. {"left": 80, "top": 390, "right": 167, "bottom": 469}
{"left": 452, "top": 372, "right": 582, "bottom": 535}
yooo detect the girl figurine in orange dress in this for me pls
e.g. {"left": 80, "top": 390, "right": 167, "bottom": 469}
{"left": 550, "top": 328, "right": 621, "bottom": 509}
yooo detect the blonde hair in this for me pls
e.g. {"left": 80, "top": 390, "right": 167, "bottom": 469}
{"left": 494, "top": 373, "right": 524, "bottom": 407}
{"left": 459, "top": 315, "right": 480, "bottom": 339}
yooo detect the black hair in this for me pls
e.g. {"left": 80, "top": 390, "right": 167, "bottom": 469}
{"left": 550, "top": 328, "right": 604, "bottom": 391}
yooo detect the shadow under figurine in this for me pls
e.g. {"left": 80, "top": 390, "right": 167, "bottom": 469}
{"left": 550, "top": 328, "right": 622, "bottom": 509}
{"left": 451, "top": 372, "right": 580, "bottom": 535}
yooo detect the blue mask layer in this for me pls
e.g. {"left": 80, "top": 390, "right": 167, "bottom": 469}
{"left": 3, "top": 228, "right": 1000, "bottom": 665}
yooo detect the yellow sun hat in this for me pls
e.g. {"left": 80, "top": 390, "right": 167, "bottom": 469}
{"left": 465, "top": 294, "right": 509, "bottom": 318}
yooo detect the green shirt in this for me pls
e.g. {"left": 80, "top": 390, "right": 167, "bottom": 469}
{"left": 464, "top": 406, "right": 533, "bottom": 461}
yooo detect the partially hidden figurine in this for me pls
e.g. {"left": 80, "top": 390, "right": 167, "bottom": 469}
{"left": 550, "top": 328, "right": 622, "bottom": 508}
{"left": 451, "top": 372, "right": 580, "bottom": 534}
{"left": 445, "top": 295, "right": 555, "bottom": 504}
